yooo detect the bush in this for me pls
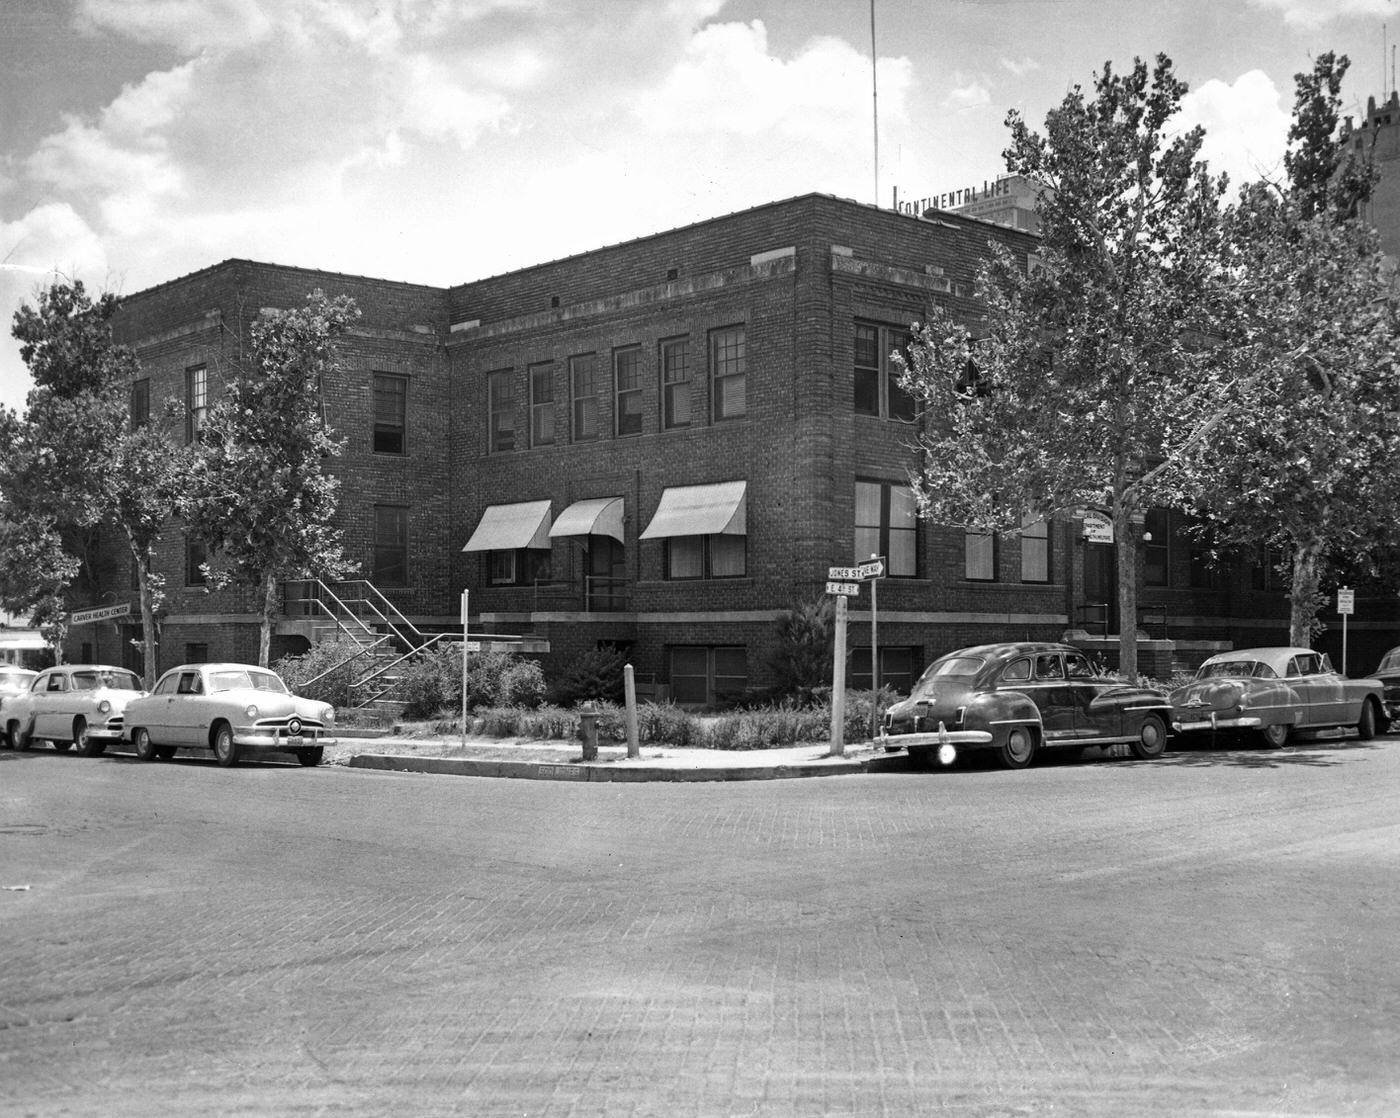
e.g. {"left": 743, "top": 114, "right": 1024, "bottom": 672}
{"left": 763, "top": 597, "right": 834, "bottom": 703}
{"left": 548, "top": 645, "right": 627, "bottom": 705}
{"left": 273, "top": 639, "right": 362, "bottom": 707}
{"left": 398, "top": 646, "right": 547, "bottom": 719}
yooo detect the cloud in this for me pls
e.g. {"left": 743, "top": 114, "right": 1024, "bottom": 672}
{"left": 1246, "top": 0, "right": 1395, "bottom": 28}
{"left": 999, "top": 56, "right": 1040, "bottom": 79}
{"left": 1176, "top": 70, "right": 1291, "bottom": 191}
{"left": 944, "top": 78, "right": 992, "bottom": 112}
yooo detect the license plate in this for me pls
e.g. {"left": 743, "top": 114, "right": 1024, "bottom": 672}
{"left": 287, "top": 735, "right": 304, "bottom": 748}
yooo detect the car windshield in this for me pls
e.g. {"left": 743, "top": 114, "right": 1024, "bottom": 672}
{"left": 1197, "top": 660, "right": 1277, "bottom": 680}
{"left": 207, "top": 669, "right": 289, "bottom": 694}
{"left": 71, "top": 670, "right": 142, "bottom": 691}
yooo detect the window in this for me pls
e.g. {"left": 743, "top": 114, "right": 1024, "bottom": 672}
{"left": 487, "top": 548, "right": 552, "bottom": 587}
{"left": 185, "top": 536, "right": 207, "bottom": 587}
{"left": 488, "top": 370, "right": 515, "bottom": 453}
{"left": 372, "top": 373, "right": 407, "bottom": 454}
{"left": 665, "top": 535, "right": 746, "bottom": 579}
{"left": 185, "top": 643, "right": 209, "bottom": 664}
{"left": 854, "top": 322, "right": 916, "bottom": 420}
{"left": 669, "top": 646, "right": 748, "bottom": 706}
{"left": 529, "top": 362, "right": 555, "bottom": 447}
{"left": 570, "top": 354, "right": 598, "bottom": 441}
{"left": 965, "top": 530, "right": 996, "bottom": 581}
{"left": 185, "top": 364, "right": 207, "bottom": 443}
{"left": 1252, "top": 544, "right": 1287, "bottom": 591}
{"left": 373, "top": 505, "right": 409, "bottom": 586}
{"left": 614, "top": 347, "right": 643, "bottom": 436}
{"left": 1020, "top": 514, "right": 1049, "bottom": 582}
{"left": 710, "top": 326, "right": 746, "bottom": 420}
{"left": 1144, "top": 508, "right": 1170, "bottom": 587}
{"left": 854, "top": 481, "right": 917, "bottom": 578}
{"left": 130, "top": 379, "right": 150, "bottom": 430}
{"left": 849, "top": 647, "right": 918, "bottom": 695}
{"left": 661, "top": 337, "right": 691, "bottom": 429}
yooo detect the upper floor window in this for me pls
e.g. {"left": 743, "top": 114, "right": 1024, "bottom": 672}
{"left": 529, "top": 362, "right": 555, "bottom": 448}
{"left": 130, "top": 378, "right": 150, "bottom": 430}
{"left": 854, "top": 322, "right": 916, "bottom": 420}
{"left": 373, "top": 505, "right": 409, "bottom": 586}
{"left": 185, "top": 535, "right": 208, "bottom": 587}
{"left": 488, "top": 369, "right": 514, "bottom": 453}
{"left": 1144, "top": 507, "right": 1170, "bottom": 587}
{"left": 614, "top": 347, "right": 643, "bottom": 436}
{"left": 710, "top": 326, "right": 746, "bottom": 421}
{"left": 665, "top": 534, "right": 746, "bottom": 579}
{"left": 661, "top": 337, "right": 691, "bottom": 430}
{"left": 965, "top": 530, "right": 996, "bottom": 581}
{"left": 854, "top": 480, "right": 917, "bottom": 578}
{"left": 488, "top": 548, "right": 552, "bottom": 587}
{"left": 1020, "top": 514, "right": 1049, "bottom": 583}
{"left": 570, "top": 354, "right": 598, "bottom": 441}
{"left": 372, "top": 372, "right": 407, "bottom": 454}
{"left": 185, "top": 364, "right": 207, "bottom": 443}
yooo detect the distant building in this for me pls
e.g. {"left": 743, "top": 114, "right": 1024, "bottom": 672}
{"left": 63, "top": 192, "right": 1390, "bottom": 701}
{"left": 1343, "top": 91, "right": 1400, "bottom": 259}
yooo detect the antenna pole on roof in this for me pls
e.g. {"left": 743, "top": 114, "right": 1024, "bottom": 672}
{"left": 871, "top": 0, "right": 879, "bottom": 205}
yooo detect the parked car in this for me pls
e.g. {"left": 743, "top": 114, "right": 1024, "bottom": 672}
{"left": 1364, "top": 647, "right": 1400, "bottom": 727}
{"left": 877, "top": 642, "right": 1172, "bottom": 770}
{"left": 0, "top": 666, "right": 37, "bottom": 703}
{"left": 121, "top": 662, "right": 336, "bottom": 767}
{"left": 1169, "top": 647, "right": 1385, "bottom": 747}
{"left": 3, "top": 665, "right": 145, "bottom": 756}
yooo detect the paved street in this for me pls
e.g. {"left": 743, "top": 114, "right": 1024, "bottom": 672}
{"left": 2, "top": 735, "right": 1398, "bottom": 1118}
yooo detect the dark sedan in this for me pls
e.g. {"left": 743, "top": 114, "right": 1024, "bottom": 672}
{"left": 877, "top": 642, "right": 1172, "bottom": 770}
{"left": 1364, "top": 646, "right": 1400, "bottom": 728}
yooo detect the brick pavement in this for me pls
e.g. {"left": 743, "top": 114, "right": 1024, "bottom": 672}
{"left": 2, "top": 740, "right": 1399, "bottom": 1116}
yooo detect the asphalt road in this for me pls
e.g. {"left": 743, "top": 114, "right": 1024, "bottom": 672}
{"left": 3, "top": 734, "right": 1398, "bottom": 1118}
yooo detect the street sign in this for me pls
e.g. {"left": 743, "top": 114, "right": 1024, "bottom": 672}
{"left": 828, "top": 565, "right": 863, "bottom": 581}
{"left": 68, "top": 603, "right": 132, "bottom": 626}
{"left": 1338, "top": 588, "right": 1355, "bottom": 615}
{"left": 858, "top": 558, "right": 885, "bottom": 579}
{"left": 826, "top": 581, "right": 860, "bottom": 597}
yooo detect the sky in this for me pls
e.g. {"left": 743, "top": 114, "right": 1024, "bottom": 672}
{"left": 1, "top": 0, "right": 1398, "bottom": 412}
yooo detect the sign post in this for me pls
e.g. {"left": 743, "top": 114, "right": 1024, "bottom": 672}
{"left": 1338, "top": 587, "right": 1354, "bottom": 675}
{"left": 460, "top": 590, "right": 470, "bottom": 746}
{"left": 829, "top": 594, "right": 848, "bottom": 757}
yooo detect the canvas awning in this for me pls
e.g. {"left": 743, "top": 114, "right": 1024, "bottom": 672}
{"left": 461, "top": 500, "right": 552, "bottom": 552}
{"left": 549, "top": 497, "right": 625, "bottom": 543}
{"left": 0, "top": 630, "right": 47, "bottom": 651}
{"left": 640, "top": 481, "right": 747, "bottom": 539}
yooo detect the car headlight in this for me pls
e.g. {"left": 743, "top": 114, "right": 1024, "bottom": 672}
{"left": 245, "top": 704, "right": 259, "bottom": 719}
{"left": 98, "top": 699, "right": 111, "bottom": 714}
{"left": 320, "top": 705, "right": 335, "bottom": 725}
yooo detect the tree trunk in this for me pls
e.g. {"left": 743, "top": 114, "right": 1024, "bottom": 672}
{"left": 133, "top": 540, "right": 158, "bottom": 689}
{"left": 259, "top": 571, "right": 278, "bottom": 668}
{"left": 1115, "top": 503, "right": 1139, "bottom": 679}
{"left": 1289, "top": 538, "right": 1324, "bottom": 648}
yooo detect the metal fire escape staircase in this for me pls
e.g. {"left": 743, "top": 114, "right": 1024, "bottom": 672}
{"left": 283, "top": 579, "right": 464, "bottom": 711}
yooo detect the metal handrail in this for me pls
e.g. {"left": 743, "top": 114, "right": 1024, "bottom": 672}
{"left": 301, "top": 634, "right": 392, "bottom": 690}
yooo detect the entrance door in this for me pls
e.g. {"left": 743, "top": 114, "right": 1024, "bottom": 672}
{"left": 1082, "top": 542, "right": 1117, "bottom": 634}
{"left": 585, "top": 536, "right": 625, "bottom": 612}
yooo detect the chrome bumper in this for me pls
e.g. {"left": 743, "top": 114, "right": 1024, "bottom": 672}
{"left": 1173, "top": 714, "right": 1262, "bottom": 733}
{"left": 233, "top": 726, "right": 334, "bottom": 748}
{"left": 879, "top": 727, "right": 994, "bottom": 749}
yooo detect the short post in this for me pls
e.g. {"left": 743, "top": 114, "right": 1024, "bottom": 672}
{"left": 830, "top": 595, "right": 848, "bottom": 757}
{"left": 579, "top": 700, "right": 599, "bottom": 762}
{"left": 460, "top": 589, "right": 470, "bottom": 747}
{"left": 624, "top": 664, "right": 640, "bottom": 758}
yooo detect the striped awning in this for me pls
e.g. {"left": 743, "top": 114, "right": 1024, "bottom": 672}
{"left": 639, "top": 481, "right": 747, "bottom": 539}
{"left": 462, "top": 500, "right": 552, "bottom": 551}
{"left": 550, "top": 497, "right": 625, "bottom": 543}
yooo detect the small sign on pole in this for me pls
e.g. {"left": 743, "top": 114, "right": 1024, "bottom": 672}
{"left": 826, "top": 581, "right": 860, "bottom": 597}
{"left": 1338, "top": 587, "right": 1353, "bottom": 676}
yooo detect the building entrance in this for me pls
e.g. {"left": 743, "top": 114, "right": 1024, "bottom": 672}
{"left": 1083, "top": 542, "right": 1117, "bottom": 635}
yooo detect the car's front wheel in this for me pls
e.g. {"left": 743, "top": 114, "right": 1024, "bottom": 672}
{"left": 296, "top": 746, "right": 324, "bottom": 767}
{"left": 997, "top": 725, "right": 1037, "bottom": 769}
{"left": 212, "top": 723, "right": 240, "bottom": 768}
{"left": 75, "top": 717, "right": 105, "bottom": 758}
{"left": 1356, "top": 699, "right": 1379, "bottom": 741}
{"left": 1260, "top": 723, "right": 1289, "bottom": 748}
{"left": 1130, "top": 714, "right": 1168, "bottom": 760}
{"left": 133, "top": 727, "right": 158, "bottom": 762}
{"left": 9, "top": 721, "right": 30, "bottom": 751}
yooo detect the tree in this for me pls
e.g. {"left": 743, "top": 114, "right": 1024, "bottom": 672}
{"left": 897, "top": 55, "right": 1225, "bottom": 675}
{"left": 186, "top": 291, "right": 359, "bottom": 666}
{"left": 1179, "top": 54, "right": 1400, "bottom": 648}
{"left": 3, "top": 280, "right": 190, "bottom": 683}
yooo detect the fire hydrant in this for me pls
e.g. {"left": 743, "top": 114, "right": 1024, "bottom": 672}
{"left": 578, "top": 700, "right": 599, "bottom": 761}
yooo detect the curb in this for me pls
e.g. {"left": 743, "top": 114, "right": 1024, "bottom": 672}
{"left": 346, "top": 752, "right": 908, "bottom": 782}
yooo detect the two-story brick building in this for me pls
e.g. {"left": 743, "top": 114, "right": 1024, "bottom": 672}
{"left": 67, "top": 193, "right": 1393, "bottom": 698}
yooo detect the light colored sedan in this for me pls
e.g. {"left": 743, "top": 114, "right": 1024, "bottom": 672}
{"left": 4, "top": 665, "right": 145, "bottom": 756}
{"left": 1170, "top": 647, "right": 1385, "bottom": 747}
{"left": 121, "top": 662, "right": 336, "bottom": 767}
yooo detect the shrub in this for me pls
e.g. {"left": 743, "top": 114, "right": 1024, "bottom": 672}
{"left": 273, "top": 639, "right": 362, "bottom": 707}
{"left": 398, "top": 646, "right": 547, "bottom": 719}
{"left": 763, "top": 597, "right": 834, "bottom": 703}
{"left": 548, "top": 645, "right": 627, "bottom": 705}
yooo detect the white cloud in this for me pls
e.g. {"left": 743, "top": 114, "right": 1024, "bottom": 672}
{"left": 1247, "top": 0, "right": 1395, "bottom": 28}
{"left": 944, "top": 79, "right": 992, "bottom": 112}
{"left": 999, "top": 56, "right": 1040, "bottom": 79}
{"left": 1176, "top": 70, "right": 1291, "bottom": 191}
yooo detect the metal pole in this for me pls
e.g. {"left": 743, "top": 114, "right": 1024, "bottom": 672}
{"left": 460, "top": 590, "right": 469, "bottom": 747}
{"left": 870, "top": 0, "right": 879, "bottom": 205}
{"left": 830, "top": 595, "right": 848, "bottom": 757}
{"left": 869, "top": 559, "right": 880, "bottom": 742}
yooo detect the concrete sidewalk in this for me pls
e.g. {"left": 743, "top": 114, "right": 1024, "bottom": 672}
{"left": 336, "top": 733, "right": 907, "bottom": 782}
